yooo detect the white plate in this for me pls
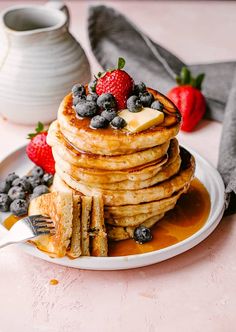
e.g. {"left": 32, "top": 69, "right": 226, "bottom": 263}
{"left": 0, "top": 145, "right": 225, "bottom": 270}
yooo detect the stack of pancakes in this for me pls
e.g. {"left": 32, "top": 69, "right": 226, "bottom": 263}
{"left": 46, "top": 88, "right": 195, "bottom": 249}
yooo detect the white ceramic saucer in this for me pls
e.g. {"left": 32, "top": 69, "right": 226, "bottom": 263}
{"left": 0, "top": 145, "right": 225, "bottom": 270}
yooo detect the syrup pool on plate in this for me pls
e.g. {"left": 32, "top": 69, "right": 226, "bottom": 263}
{"left": 109, "top": 178, "right": 211, "bottom": 256}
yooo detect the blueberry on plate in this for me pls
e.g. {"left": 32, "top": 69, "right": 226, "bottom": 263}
{"left": 0, "top": 193, "right": 11, "bottom": 212}
{"left": 33, "top": 185, "right": 50, "bottom": 197}
{"left": 12, "top": 178, "right": 31, "bottom": 192}
{"left": 97, "top": 93, "right": 117, "bottom": 110}
{"left": 133, "top": 82, "right": 146, "bottom": 95}
{"left": 88, "top": 79, "right": 97, "bottom": 93}
{"left": 127, "top": 95, "right": 143, "bottom": 113}
{"left": 0, "top": 180, "right": 11, "bottom": 194}
{"left": 110, "top": 116, "right": 126, "bottom": 129}
{"left": 24, "top": 175, "right": 41, "bottom": 190}
{"left": 72, "top": 83, "right": 85, "bottom": 97}
{"left": 8, "top": 186, "right": 26, "bottom": 201}
{"left": 42, "top": 173, "right": 54, "bottom": 187}
{"left": 151, "top": 100, "right": 164, "bottom": 111}
{"left": 75, "top": 101, "right": 98, "bottom": 117}
{"left": 101, "top": 110, "right": 117, "bottom": 122}
{"left": 31, "top": 166, "right": 44, "bottom": 178}
{"left": 90, "top": 115, "right": 109, "bottom": 129}
{"left": 139, "top": 91, "right": 154, "bottom": 107}
{"left": 87, "top": 93, "right": 98, "bottom": 103}
{"left": 133, "top": 226, "right": 152, "bottom": 244}
{"left": 10, "top": 199, "right": 29, "bottom": 216}
{"left": 6, "top": 172, "right": 19, "bottom": 185}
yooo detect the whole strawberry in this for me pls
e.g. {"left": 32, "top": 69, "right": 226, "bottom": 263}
{"left": 26, "top": 122, "right": 55, "bottom": 174}
{"left": 96, "top": 58, "right": 134, "bottom": 109}
{"left": 167, "top": 67, "right": 206, "bottom": 132}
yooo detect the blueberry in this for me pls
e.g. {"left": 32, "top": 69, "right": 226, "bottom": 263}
{"left": 31, "top": 166, "right": 44, "bottom": 178}
{"left": 127, "top": 95, "right": 143, "bottom": 113}
{"left": 24, "top": 175, "right": 41, "bottom": 190}
{"left": 10, "top": 199, "right": 29, "bottom": 216}
{"left": 101, "top": 110, "right": 117, "bottom": 122}
{"left": 72, "top": 84, "right": 85, "bottom": 97}
{"left": 151, "top": 100, "right": 164, "bottom": 111}
{"left": 33, "top": 185, "right": 50, "bottom": 197}
{"left": 12, "top": 178, "right": 31, "bottom": 192}
{"left": 88, "top": 79, "right": 97, "bottom": 93}
{"left": 133, "top": 82, "right": 146, "bottom": 95}
{"left": 90, "top": 115, "right": 108, "bottom": 129}
{"left": 110, "top": 116, "right": 126, "bottom": 129}
{"left": 8, "top": 186, "right": 26, "bottom": 200}
{"left": 0, "top": 180, "right": 11, "bottom": 194}
{"left": 0, "top": 193, "right": 11, "bottom": 212}
{"left": 139, "top": 91, "right": 154, "bottom": 107}
{"left": 75, "top": 101, "right": 98, "bottom": 117}
{"left": 133, "top": 226, "right": 152, "bottom": 244}
{"left": 42, "top": 173, "right": 54, "bottom": 187}
{"left": 87, "top": 93, "right": 98, "bottom": 103}
{"left": 97, "top": 93, "right": 116, "bottom": 110}
{"left": 73, "top": 95, "right": 86, "bottom": 106}
{"left": 6, "top": 172, "right": 19, "bottom": 185}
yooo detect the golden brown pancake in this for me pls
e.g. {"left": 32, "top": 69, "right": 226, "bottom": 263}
{"left": 107, "top": 214, "right": 165, "bottom": 241}
{"left": 57, "top": 88, "right": 181, "bottom": 155}
{"left": 52, "top": 137, "right": 180, "bottom": 188}
{"left": 55, "top": 148, "right": 195, "bottom": 206}
{"left": 48, "top": 120, "right": 170, "bottom": 171}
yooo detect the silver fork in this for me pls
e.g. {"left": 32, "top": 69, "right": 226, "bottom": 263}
{"left": 0, "top": 215, "right": 55, "bottom": 249}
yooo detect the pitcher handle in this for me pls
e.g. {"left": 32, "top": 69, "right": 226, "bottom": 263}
{"left": 44, "top": 0, "right": 70, "bottom": 27}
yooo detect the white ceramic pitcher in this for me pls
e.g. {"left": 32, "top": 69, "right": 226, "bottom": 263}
{"left": 0, "top": 1, "right": 91, "bottom": 124}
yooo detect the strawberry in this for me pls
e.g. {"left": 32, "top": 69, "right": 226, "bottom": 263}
{"left": 96, "top": 57, "right": 134, "bottom": 110}
{"left": 26, "top": 122, "right": 55, "bottom": 174}
{"left": 167, "top": 67, "right": 206, "bottom": 132}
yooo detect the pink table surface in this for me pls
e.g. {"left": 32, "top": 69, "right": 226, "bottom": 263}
{"left": 0, "top": 1, "right": 235, "bottom": 331}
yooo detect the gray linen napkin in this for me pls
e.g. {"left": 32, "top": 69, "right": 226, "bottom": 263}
{"left": 88, "top": 5, "right": 236, "bottom": 213}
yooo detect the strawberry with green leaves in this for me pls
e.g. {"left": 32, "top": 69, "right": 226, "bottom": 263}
{"left": 26, "top": 122, "right": 55, "bottom": 174}
{"left": 95, "top": 57, "right": 134, "bottom": 110}
{"left": 167, "top": 67, "right": 206, "bottom": 132}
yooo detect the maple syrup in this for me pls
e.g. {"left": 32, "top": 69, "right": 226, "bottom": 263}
{"left": 109, "top": 178, "right": 211, "bottom": 256}
{"left": 50, "top": 279, "right": 59, "bottom": 285}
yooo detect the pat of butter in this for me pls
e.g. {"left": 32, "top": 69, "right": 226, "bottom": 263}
{"left": 119, "top": 107, "right": 164, "bottom": 133}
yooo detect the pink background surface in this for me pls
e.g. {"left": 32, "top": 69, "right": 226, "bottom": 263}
{"left": 0, "top": 1, "right": 235, "bottom": 331}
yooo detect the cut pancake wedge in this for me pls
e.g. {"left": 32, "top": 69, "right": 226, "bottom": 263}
{"left": 28, "top": 192, "right": 73, "bottom": 258}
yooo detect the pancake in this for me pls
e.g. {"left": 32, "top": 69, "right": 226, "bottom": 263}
{"left": 90, "top": 195, "right": 108, "bottom": 257}
{"left": 80, "top": 196, "right": 92, "bottom": 256}
{"left": 52, "top": 138, "right": 180, "bottom": 187}
{"left": 28, "top": 192, "right": 73, "bottom": 258}
{"left": 105, "top": 186, "right": 188, "bottom": 225}
{"left": 57, "top": 88, "right": 181, "bottom": 155}
{"left": 48, "top": 120, "right": 170, "bottom": 171}
{"left": 67, "top": 195, "right": 81, "bottom": 259}
{"left": 107, "top": 214, "right": 165, "bottom": 241}
{"left": 105, "top": 186, "right": 188, "bottom": 218}
{"left": 55, "top": 154, "right": 181, "bottom": 190}
{"left": 55, "top": 148, "right": 195, "bottom": 206}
